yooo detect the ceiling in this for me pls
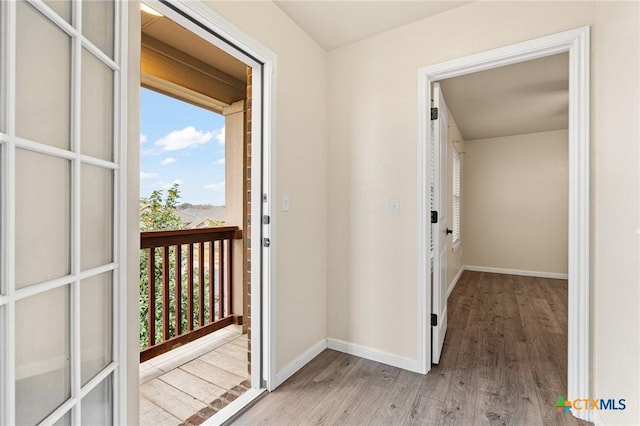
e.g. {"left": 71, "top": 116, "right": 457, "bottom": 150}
{"left": 274, "top": 1, "right": 473, "bottom": 51}
{"left": 439, "top": 53, "right": 569, "bottom": 141}
{"left": 139, "top": 3, "right": 567, "bottom": 140}
{"left": 141, "top": 11, "right": 247, "bottom": 83}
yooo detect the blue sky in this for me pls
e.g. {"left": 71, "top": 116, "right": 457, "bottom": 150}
{"left": 140, "top": 88, "right": 225, "bottom": 205}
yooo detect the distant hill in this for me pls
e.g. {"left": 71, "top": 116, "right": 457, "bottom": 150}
{"left": 176, "top": 204, "right": 226, "bottom": 229}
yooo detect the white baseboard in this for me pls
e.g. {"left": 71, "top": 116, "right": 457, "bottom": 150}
{"left": 327, "top": 338, "right": 420, "bottom": 373}
{"left": 447, "top": 266, "right": 465, "bottom": 298}
{"left": 274, "top": 338, "right": 327, "bottom": 388}
{"left": 464, "top": 265, "right": 568, "bottom": 280}
{"left": 273, "top": 337, "right": 423, "bottom": 391}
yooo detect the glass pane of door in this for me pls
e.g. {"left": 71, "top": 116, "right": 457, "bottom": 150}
{"left": 43, "top": 0, "right": 72, "bottom": 23}
{"left": 15, "top": 286, "right": 71, "bottom": 425}
{"left": 81, "top": 48, "right": 114, "bottom": 162}
{"left": 81, "top": 272, "right": 113, "bottom": 385}
{"left": 82, "top": 0, "right": 114, "bottom": 59}
{"left": 80, "top": 164, "right": 114, "bottom": 270}
{"left": 15, "top": 1, "right": 71, "bottom": 150}
{"left": 81, "top": 375, "right": 113, "bottom": 426}
{"left": 15, "top": 149, "right": 71, "bottom": 288}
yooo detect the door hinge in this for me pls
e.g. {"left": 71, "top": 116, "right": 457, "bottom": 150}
{"left": 431, "top": 313, "right": 438, "bottom": 327}
{"left": 431, "top": 210, "right": 438, "bottom": 224}
{"left": 431, "top": 107, "right": 438, "bottom": 120}
{"left": 263, "top": 238, "right": 271, "bottom": 247}
{"left": 262, "top": 215, "right": 270, "bottom": 224}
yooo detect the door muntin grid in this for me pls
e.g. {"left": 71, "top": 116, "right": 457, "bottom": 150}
{"left": 1, "top": 1, "right": 125, "bottom": 424}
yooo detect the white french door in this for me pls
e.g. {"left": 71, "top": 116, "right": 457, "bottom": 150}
{"left": 0, "top": 1, "right": 126, "bottom": 424}
{"left": 431, "top": 82, "right": 448, "bottom": 364}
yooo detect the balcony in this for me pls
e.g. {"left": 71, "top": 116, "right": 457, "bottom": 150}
{"left": 138, "top": 227, "right": 248, "bottom": 425}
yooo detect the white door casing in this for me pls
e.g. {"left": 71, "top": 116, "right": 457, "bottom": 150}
{"left": 417, "top": 26, "right": 590, "bottom": 422}
{"left": 431, "top": 83, "right": 448, "bottom": 364}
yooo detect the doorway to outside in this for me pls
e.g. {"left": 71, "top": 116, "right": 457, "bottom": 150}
{"left": 138, "top": 86, "right": 250, "bottom": 424}
{"left": 137, "top": 1, "right": 274, "bottom": 424}
{"left": 419, "top": 26, "right": 590, "bottom": 422}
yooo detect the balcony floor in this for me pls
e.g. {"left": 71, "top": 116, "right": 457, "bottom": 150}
{"left": 140, "top": 325, "right": 250, "bottom": 426}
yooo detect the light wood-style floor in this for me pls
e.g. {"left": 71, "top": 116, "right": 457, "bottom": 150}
{"left": 233, "top": 271, "right": 591, "bottom": 425}
{"left": 140, "top": 325, "right": 250, "bottom": 425}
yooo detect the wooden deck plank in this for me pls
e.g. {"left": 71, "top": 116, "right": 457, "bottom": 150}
{"left": 215, "top": 340, "right": 248, "bottom": 360}
{"left": 199, "top": 349, "right": 249, "bottom": 378}
{"left": 140, "top": 365, "right": 164, "bottom": 385}
{"left": 180, "top": 358, "right": 247, "bottom": 390}
{"left": 139, "top": 397, "right": 182, "bottom": 426}
{"left": 140, "top": 378, "right": 208, "bottom": 420}
{"left": 229, "top": 334, "right": 249, "bottom": 348}
{"left": 139, "top": 326, "right": 250, "bottom": 426}
{"left": 159, "top": 368, "right": 227, "bottom": 403}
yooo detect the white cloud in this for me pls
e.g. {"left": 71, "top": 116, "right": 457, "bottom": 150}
{"left": 204, "top": 180, "right": 225, "bottom": 191}
{"left": 140, "top": 133, "right": 148, "bottom": 144}
{"left": 216, "top": 158, "right": 225, "bottom": 165}
{"left": 215, "top": 126, "right": 225, "bottom": 146}
{"left": 160, "top": 157, "right": 177, "bottom": 166}
{"left": 150, "top": 179, "right": 184, "bottom": 190}
{"left": 140, "top": 171, "right": 158, "bottom": 179}
{"left": 155, "top": 126, "right": 214, "bottom": 151}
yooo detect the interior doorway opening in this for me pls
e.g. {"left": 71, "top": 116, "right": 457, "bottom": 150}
{"left": 425, "top": 52, "right": 572, "bottom": 423}
{"left": 419, "top": 26, "right": 590, "bottom": 422}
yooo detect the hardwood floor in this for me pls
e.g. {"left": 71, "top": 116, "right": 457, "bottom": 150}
{"left": 233, "top": 271, "right": 591, "bottom": 425}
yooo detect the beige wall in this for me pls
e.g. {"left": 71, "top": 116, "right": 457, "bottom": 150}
{"left": 327, "top": 1, "right": 639, "bottom": 424}
{"left": 592, "top": 3, "right": 640, "bottom": 424}
{"left": 328, "top": 0, "right": 593, "bottom": 360}
{"left": 122, "top": 1, "right": 640, "bottom": 424}
{"left": 203, "top": 1, "right": 329, "bottom": 373}
{"left": 462, "top": 130, "right": 569, "bottom": 275}
{"left": 446, "top": 110, "right": 464, "bottom": 294}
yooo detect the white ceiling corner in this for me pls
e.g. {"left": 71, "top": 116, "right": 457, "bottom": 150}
{"left": 271, "top": 1, "right": 568, "bottom": 141}
{"left": 274, "top": 1, "right": 474, "bottom": 51}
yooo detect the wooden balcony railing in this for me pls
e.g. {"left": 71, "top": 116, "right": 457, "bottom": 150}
{"left": 139, "top": 226, "right": 242, "bottom": 362}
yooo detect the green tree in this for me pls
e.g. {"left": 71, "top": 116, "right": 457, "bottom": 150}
{"left": 139, "top": 184, "right": 185, "bottom": 349}
{"left": 140, "top": 183, "right": 183, "bottom": 232}
{"left": 139, "top": 183, "right": 217, "bottom": 349}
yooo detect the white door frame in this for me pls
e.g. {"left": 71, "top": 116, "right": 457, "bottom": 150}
{"left": 417, "top": 26, "right": 590, "bottom": 421}
{"left": 140, "top": 0, "right": 277, "bottom": 415}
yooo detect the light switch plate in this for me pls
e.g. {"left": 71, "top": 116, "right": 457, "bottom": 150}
{"left": 390, "top": 198, "right": 400, "bottom": 215}
{"left": 282, "top": 194, "right": 290, "bottom": 212}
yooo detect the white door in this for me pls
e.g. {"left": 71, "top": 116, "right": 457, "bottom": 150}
{"left": 1, "top": 1, "right": 126, "bottom": 424}
{"left": 431, "top": 82, "right": 448, "bottom": 364}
